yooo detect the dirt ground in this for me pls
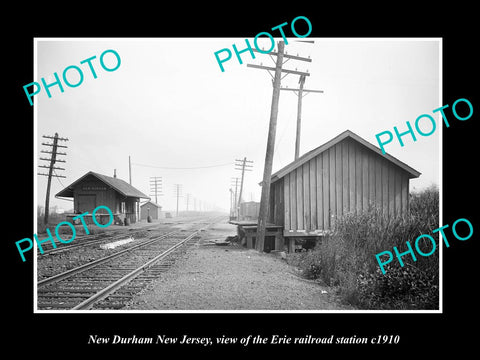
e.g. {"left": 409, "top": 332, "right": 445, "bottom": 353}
{"left": 125, "top": 221, "right": 355, "bottom": 311}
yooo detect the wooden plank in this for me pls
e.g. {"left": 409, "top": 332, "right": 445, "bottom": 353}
{"left": 303, "top": 163, "right": 311, "bottom": 231}
{"left": 284, "top": 229, "right": 331, "bottom": 237}
{"left": 268, "top": 184, "right": 275, "bottom": 223}
{"left": 284, "top": 174, "right": 290, "bottom": 230}
{"left": 348, "top": 139, "right": 356, "bottom": 213}
{"left": 309, "top": 158, "right": 317, "bottom": 230}
{"left": 401, "top": 173, "right": 408, "bottom": 214}
{"left": 316, "top": 155, "right": 323, "bottom": 230}
{"left": 356, "top": 145, "right": 363, "bottom": 214}
{"left": 242, "top": 225, "right": 283, "bottom": 230}
{"left": 277, "top": 178, "right": 284, "bottom": 226}
{"left": 329, "top": 147, "right": 336, "bottom": 227}
{"left": 369, "top": 150, "right": 376, "bottom": 206}
{"left": 362, "top": 147, "right": 369, "bottom": 211}
{"left": 273, "top": 182, "right": 279, "bottom": 223}
{"left": 288, "top": 238, "right": 295, "bottom": 253}
{"left": 382, "top": 159, "right": 389, "bottom": 216}
{"left": 274, "top": 230, "right": 284, "bottom": 251}
{"left": 271, "top": 183, "right": 277, "bottom": 223}
{"left": 342, "top": 140, "right": 349, "bottom": 214}
{"left": 322, "top": 151, "right": 330, "bottom": 229}
{"left": 375, "top": 155, "right": 382, "bottom": 210}
{"left": 246, "top": 233, "right": 253, "bottom": 249}
{"left": 290, "top": 171, "right": 297, "bottom": 231}
{"left": 335, "top": 142, "right": 343, "bottom": 217}
{"left": 296, "top": 166, "right": 304, "bottom": 230}
{"left": 406, "top": 179, "right": 410, "bottom": 212}
{"left": 388, "top": 164, "right": 395, "bottom": 216}
{"left": 395, "top": 169, "right": 402, "bottom": 217}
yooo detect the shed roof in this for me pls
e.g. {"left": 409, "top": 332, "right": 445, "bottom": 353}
{"left": 140, "top": 201, "right": 162, "bottom": 208}
{"left": 270, "top": 130, "right": 421, "bottom": 183}
{"left": 56, "top": 171, "right": 150, "bottom": 199}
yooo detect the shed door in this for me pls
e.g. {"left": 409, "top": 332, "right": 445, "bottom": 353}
{"left": 77, "top": 194, "right": 96, "bottom": 213}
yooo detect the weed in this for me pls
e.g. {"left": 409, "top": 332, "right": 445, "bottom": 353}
{"left": 286, "top": 185, "right": 439, "bottom": 309}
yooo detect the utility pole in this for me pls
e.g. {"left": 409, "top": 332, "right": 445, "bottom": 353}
{"left": 129, "top": 156, "right": 132, "bottom": 184}
{"left": 247, "top": 41, "right": 312, "bottom": 252}
{"left": 229, "top": 188, "right": 234, "bottom": 219}
{"left": 234, "top": 157, "right": 253, "bottom": 220}
{"left": 186, "top": 193, "right": 191, "bottom": 211}
{"left": 38, "top": 133, "right": 68, "bottom": 224}
{"left": 231, "top": 177, "right": 240, "bottom": 219}
{"left": 149, "top": 176, "right": 163, "bottom": 204}
{"left": 173, "top": 184, "right": 183, "bottom": 216}
{"left": 281, "top": 75, "right": 323, "bottom": 159}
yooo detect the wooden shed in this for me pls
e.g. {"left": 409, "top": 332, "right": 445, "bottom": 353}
{"left": 267, "top": 130, "right": 421, "bottom": 251}
{"left": 140, "top": 201, "right": 163, "bottom": 221}
{"left": 56, "top": 171, "right": 150, "bottom": 225}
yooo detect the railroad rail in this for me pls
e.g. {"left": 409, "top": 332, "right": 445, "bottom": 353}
{"left": 37, "top": 217, "right": 222, "bottom": 310}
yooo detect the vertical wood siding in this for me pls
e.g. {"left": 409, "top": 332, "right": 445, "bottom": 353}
{"left": 73, "top": 176, "right": 117, "bottom": 213}
{"left": 278, "top": 137, "right": 410, "bottom": 232}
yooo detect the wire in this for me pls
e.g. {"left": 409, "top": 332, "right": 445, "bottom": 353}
{"left": 132, "top": 162, "right": 234, "bottom": 170}
{"left": 53, "top": 169, "right": 66, "bottom": 188}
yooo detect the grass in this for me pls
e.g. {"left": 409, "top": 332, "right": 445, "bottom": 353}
{"left": 37, "top": 213, "right": 105, "bottom": 236}
{"left": 287, "top": 185, "right": 439, "bottom": 310}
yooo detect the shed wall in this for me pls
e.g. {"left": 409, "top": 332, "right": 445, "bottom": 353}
{"left": 140, "top": 203, "right": 161, "bottom": 220}
{"left": 276, "top": 137, "right": 410, "bottom": 235}
{"left": 73, "top": 176, "right": 118, "bottom": 214}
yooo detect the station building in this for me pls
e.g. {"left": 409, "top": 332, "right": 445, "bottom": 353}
{"left": 56, "top": 171, "right": 150, "bottom": 225}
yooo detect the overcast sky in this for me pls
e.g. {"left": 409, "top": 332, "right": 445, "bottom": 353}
{"left": 35, "top": 38, "right": 441, "bottom": 213}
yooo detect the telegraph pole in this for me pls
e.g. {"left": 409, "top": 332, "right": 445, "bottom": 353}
{"left": 38, "top": 133, "right": 68, "bottom": 224}
{"left": 248, "top": 41, "right": 312, "bottom": 252}
{"left": 173, "top": 184, "right": 183, "bottom": 216}
{"left": 149, "top": 176, "right": 163, "bottom": 204}
{"left": 129, "top": 156, "right": 132, "bottom": 184}
{"left": 281, "top": 75, "right": 323, "bottom": 159}
{"left": 234, "top": 157, "right": 253, "bottom": 220}
{"left": 231, "top": 177, "right": 240, "bottom": 219}
{"left": 229, "top": 188, "right": 234, "bottom": 219}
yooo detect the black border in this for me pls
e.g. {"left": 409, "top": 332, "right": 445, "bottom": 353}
{"left": 6, "top": 6, "right": 478, "bottom": 355}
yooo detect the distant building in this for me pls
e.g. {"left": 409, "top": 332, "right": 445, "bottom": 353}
{"left": 56, "top": 171, "right": 150, "bottom": 224}
{"left": 140, "top": 201, "right": 163, "bottom": 221}
{"left": 239, "top": 201, "right": 259, "bottom": 221}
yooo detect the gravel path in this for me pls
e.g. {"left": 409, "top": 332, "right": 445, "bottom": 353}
{"left": 125, "top": 222, "right": 354, "bottom": 311}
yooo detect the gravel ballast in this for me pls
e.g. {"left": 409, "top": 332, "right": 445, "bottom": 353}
{"left": 125, "top": 222, "right": 355, "bottom": 311}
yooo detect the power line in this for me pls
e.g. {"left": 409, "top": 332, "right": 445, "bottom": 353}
{"left": 53, "top": 169, "right": 66, "bottom": 188}
{"left": 132, "top": 162, "right": 233, "bottom": 170}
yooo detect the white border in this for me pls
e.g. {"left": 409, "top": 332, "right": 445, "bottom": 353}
{"left": 33, "top": 37, "right": 443, "bottom": 314}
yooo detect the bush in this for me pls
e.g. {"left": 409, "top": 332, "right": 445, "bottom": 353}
{"left": 286, "top": 185, "right": 439, "bottom": 310}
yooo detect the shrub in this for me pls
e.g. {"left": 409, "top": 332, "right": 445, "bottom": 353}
{"left": 286, "top": 186, "right": 439, "bottom": 310}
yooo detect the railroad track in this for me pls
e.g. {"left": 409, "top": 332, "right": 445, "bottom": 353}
{"left": 37, "top": 215, "right": 211, "bottom": 255}
{"left": 37, "top": 217, "right": 222, "bottom": 310}
{"left": 38, "top": 222, "right": 168, "bottom": 255}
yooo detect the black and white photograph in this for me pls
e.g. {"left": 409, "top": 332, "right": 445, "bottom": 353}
{"left": 7, "top": 8, "right": 478, "bottom": 356}
{"left": 33, "top": 37, "right": 441, "bottom": 312}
